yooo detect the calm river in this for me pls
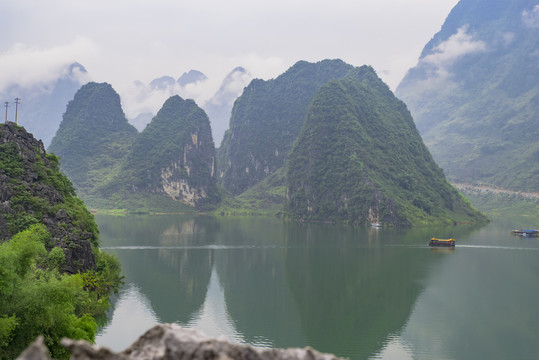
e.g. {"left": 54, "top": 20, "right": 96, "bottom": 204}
{"left": 94, "top": 214, "right": 539, "bottom": 360}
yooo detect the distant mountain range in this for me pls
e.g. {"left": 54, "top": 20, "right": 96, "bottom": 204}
{"left": 396, "top": 0, "right": 539, "bottom": 192}
{"left": 45, "top": 60, "right": 485, "bottom": 226}
{"left": 126, "top": 67, "right": 252, "bottom": 145}
{"left": 0, "top": 62, "right": 89, "bottom": 147}
{"left": 4, "top": 64, "right": 251, "bottom": 148}
{"left": 49, "top": 82, "right": 220, "bottom": 212}
{"left": 218, "top": 59, "right": 485, "bottom": 225}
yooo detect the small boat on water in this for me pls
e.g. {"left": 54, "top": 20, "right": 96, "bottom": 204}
{"left": 511, "top": 230, "right": 539, "bottom": 237}
{"left": 429, "top": 238, "right": 455, "bottom": 247}
{"left": 371, "top": 223, "right": 382, "bottom": 228}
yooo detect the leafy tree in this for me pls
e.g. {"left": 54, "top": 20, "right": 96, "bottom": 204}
{"left": 0, "top": 224, "right": 120, "bottom": 359}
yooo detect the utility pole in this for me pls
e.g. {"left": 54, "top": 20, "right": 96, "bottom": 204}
{"left": 4, "top": 102, "right": 8, "bottom": 124}
{"left": 14, "top": 98, "right": 20, "bottom": 124}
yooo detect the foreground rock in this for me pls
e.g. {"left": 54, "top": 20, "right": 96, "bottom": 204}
{"left": 18, "top": 324, "right": 345, "bottom": 360}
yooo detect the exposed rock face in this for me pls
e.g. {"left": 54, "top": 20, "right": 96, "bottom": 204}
{"left": 119, "top": 95, "right": 220, "bottom": 209}
{"left": 0, "top": 122, "right": 96, "bottom": 273}
{"left": 18, "top": 324, "right": 345, "bottom": 360}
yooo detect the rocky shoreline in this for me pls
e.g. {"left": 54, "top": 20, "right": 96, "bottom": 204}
{"left": 17, "top": 324, "right": 345, "bottom": 360}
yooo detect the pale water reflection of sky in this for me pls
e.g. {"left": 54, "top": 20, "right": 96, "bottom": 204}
{"left": 95, "top": 284, "right": 159, "bottom": 351}
{"left": 96, "top": 267, "right": 272, "bottom": 352}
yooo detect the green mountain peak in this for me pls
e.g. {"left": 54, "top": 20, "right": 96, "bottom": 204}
{"left": 218, "top": 59, "right": 355, "bottom": 195}
{"left": 48, "top": 82, "right": 138, "bottom": 197}
{"left": 396, "top": 0, "right": 539, "bottom": 192}
{"left": 107, "top": 95, "right": 220, "bottom": 209}
{"left": 286, "top": 69, "right": 486, "bottom": 226}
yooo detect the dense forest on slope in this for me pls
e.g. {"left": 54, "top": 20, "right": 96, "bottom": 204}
{"left": 396, "top": 0, "right": 539, "bottom": 192}
{"left": 44, "top": 61, "right": 486, "bottom": 226}
{"left": 0, "top": 122, "right": 120, "bottom": 359}
{"left": 1, "top": 123, "right": 98, "bottom": 272}
{"left": 103, "top": 95, "right": 220, "bottom": 210}
{"left": 218, "top": 59, "right": 354, "bottom": 195}
{"left": 285, "top": 67, "right": 486, "bottom": 226}
{"left": 48, "top": 83, "right": 219, "bottom": 212}
{"left": 48, "top": 82, "right": 138, "bottom": 198}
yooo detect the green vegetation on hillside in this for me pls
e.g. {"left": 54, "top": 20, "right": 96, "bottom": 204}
{"left": 396, "top": 0, "right": 539, "bottom": 192}
{"left": 43, "top": 61, "right": 489, "bottom": 226}
{"left": 285, "top": 67, "right": 487, "bottom": 226}
{"left": 48, "top": 82, "right": 138, "bottom": 198}
{"left": 1, "top": 145, "right": 96, "bottom": 242}
{"left": 215, "top": 167, "right": 286, "bottom": 216}
{"left": 103, "top": 96, "right": 220, "bottom": 210}
{"left": 218, "top": 59, "right": 355, "bottom": 195}
{"left": 49, "top": 85, "right": 220, "bottom": 212}
{"left": 0, "top": 123, "right": 121, "bottom": 359}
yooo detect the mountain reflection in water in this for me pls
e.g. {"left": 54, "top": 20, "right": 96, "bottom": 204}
{"left": 95, "top": 215, "right": 539, "bottom": 360}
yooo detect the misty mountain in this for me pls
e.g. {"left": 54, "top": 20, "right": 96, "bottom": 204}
{"left": 204, "top": 67, "right": 253, "bottom": 145}
{"left": 127, "top": 68, "right": 250, "bottom": 143}
{"left": 149, "top": 76, "right": 176, "bottom": 90}
{"left": 396, "top": 0, "right": 539, "bottom": 192}
{"left": 218, "top": 59, "right": 355, "bottom": 195}
{"left": 48, "top": 82, "right": 139, "bottom": 198}
{"left": 177, "top": 70, "right": 208, "bottom": 86}
{"left": 130, "top": 112, "right": 154, "bottom": 132}
{"left": 1, "top": 62, "right": 89, "bottom": 147}
{"left": 49, "top": 82, "right": 219, "bottom": 211}
{"left": 286, "top": 66, "right": 486, "bottom": 226}
{"left": 106, "top": 95, "right": 220, "bottom": 209}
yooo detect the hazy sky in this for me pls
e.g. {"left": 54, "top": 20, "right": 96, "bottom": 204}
{"left": 1, "top": 0, "right": 459, "bottom": 115}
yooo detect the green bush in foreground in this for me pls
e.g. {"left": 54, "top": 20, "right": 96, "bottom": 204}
{"left": 0, "top": 224, "right": 121, "bottom": 359}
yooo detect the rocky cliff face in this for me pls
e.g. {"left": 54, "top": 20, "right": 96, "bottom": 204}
{"left": 0, "top": 122, "right": 96, "bottom": 273}
{"left": 117, "top": 96, "right": 220, "bottom": 209}
{"left": 18, "top": 324, "right": 345, "bottom": 360}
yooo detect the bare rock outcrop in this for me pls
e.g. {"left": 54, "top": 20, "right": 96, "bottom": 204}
{"left": 17, "top": 324, "right": 345, "bottom": 360}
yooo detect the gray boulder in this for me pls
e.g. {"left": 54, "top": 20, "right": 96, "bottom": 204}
{"left": 18, "top": 324, "right": 346, "bottom": 360}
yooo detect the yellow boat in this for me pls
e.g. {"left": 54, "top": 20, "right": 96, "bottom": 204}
{"left": 429, "top": 238, "right": 455, "bottom": 247}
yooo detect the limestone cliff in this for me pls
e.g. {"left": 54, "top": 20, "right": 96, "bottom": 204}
{"left": 113, "top": 96, "right": 220, "bottom": 209}
{"left": 0, "top": 122, "right": 96, "bottom": 273}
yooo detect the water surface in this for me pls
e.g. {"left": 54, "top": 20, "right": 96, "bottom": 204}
{"left": 94, "top": 215, "right": 539, "bottom": 359}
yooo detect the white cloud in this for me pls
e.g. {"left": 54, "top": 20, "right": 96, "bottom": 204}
{"left": 118, "top": 53, "right": 283, "bottom": 123}
{"left": 0, "top": 37, "right": 97, "bottom": 93}
{"left": 522, "top": 5, "right": 539, "bottom": 29}
{"left": 420, "top": 25, "right": 487, "bottom": 78}
{"left": 119, "top": 73, "right": 221, "bottom": 121}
